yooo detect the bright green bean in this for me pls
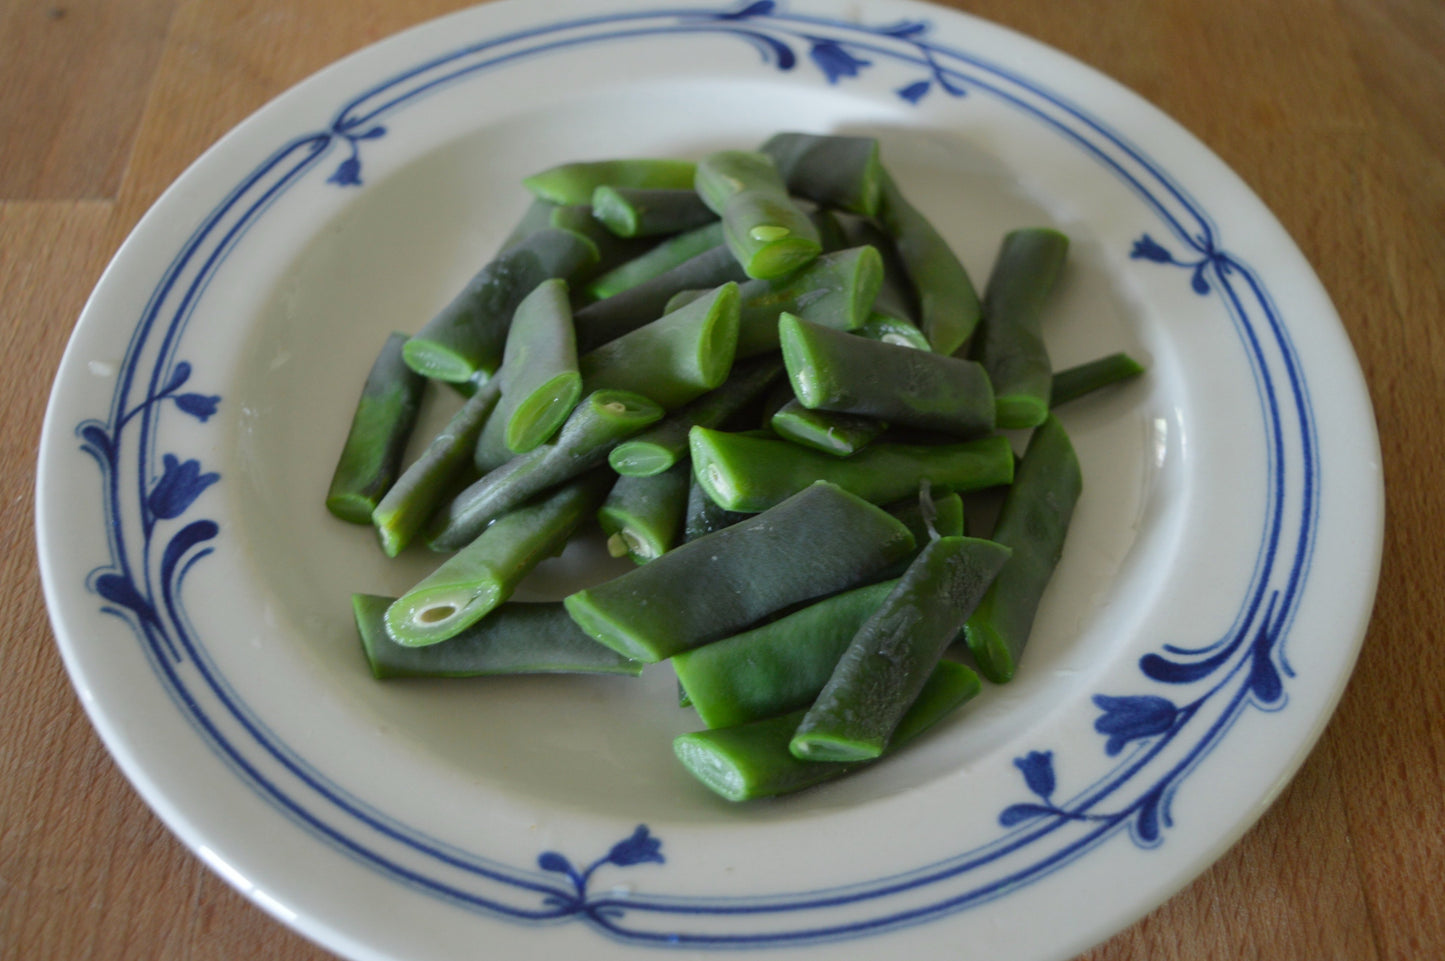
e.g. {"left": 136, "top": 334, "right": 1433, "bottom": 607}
{"left": 524, "top": 158, "right": 697, "bottom": 205}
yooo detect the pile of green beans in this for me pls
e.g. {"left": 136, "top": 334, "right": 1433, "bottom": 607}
{"left": 324, "top": 134, "right": 1146, "bottom": 802}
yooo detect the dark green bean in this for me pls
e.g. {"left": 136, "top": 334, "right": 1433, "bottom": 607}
{"left": 371, "top": 379, "right": 501, "bottom": 557}
{"left": 591, "top": 186, "right": 717, "bottom": 238}
{"left": 608, "top": 356, "right": 783, "bottom": 477}
{"left": 769, "top": 398, "right": 885, "bottom": 457}
{"left": 563, "top": 481, "right": 915, "bottom": 662}
{"left": 732, "top": 245, "right": 883, "bottom": 357}
{"left": 682, "top": 473, "right": 749, "bottom": 542}
{"left": 674, "top": 578, "right": 897, "bottom": 729}
{"left": 583, "top": 221, "right": 726, "bottom": 301}
{"left": 962, "top": 414, "right": 1082, "bottom": 683}
{"left": 857, "top": 313, "right": 930, "bottom": 351}
{"left": 326, "top": 332, "right": 426, "bottom": 524}
{"left": 571, "top": 245, "right": 746, "bottom": 352}
{"left": 791, "top": 535, "right": 1011, "bottom": 761}
{"left": 403, "top": 228, "right": 597, "bottom": 383}
{"left": 876, "top": 167, "right": 980, "bottom": 355}
{"left": 1050, "top": 351, "right": 1145, "bottom": 407}
{"left": 759, "top": 131, "right": 884, "bottom": 216}
{"left": 386, "top": 473, "right": 609, "bottom": 646}
{"left": 598, "top": 462, "right": 690, "bottom": 564}
{"left": 970, "top": 227, "right": 1070, "bottom": 429}
{"left": 673, "top": 660, "right": 979, "bottom": 802}
{"left": 780, "top": 313, "right": 995, "bottom": 437}
{"left": 689, "top": 427, "right": 1014, "bottom": 512}
{"left": 523, "top": 158, "right": 697, "bottom": 205}
{"left": 353, "top": 594, "right": 641, "bottom": 679}
{"left": 428, "top": 390, "right": 663, "bottom": 551}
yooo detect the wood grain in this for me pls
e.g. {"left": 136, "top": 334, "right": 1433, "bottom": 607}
{"left": 2, "top": 1, "right": 1440, "bottom": 959}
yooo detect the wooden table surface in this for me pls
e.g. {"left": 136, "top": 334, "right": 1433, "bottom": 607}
{"left": 3, "top": 1, "right": 1441, "bottom": 958}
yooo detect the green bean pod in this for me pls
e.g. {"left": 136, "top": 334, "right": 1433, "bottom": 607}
{"left": 791, "top": 535, "right": 1012, "bottom": 761}
{"left": 572, "top": 245, "right": 746, "bottom": 352}
{"left": 608, "top": 356, "right": 784, "bottom": 477}
{"left": 598, "top": 462, "right": 690, "bottom": 564}
{"left": 563, "top": 481, "right": 915, "bottom": 662}
{"left": 758, "top": 131, "right": 884, "bottom": 216}
{"left": 674, "top": 578, "right": 897, "bottom": 729}
{"left": 523, "top": 158, "right": 697, "bottom": 205}
{"left": 858, "top": 313, "right": 930, "bottom": 351}
{"left": 731, "top": 245, "right": 883, "bottom": 357}
{"left": 371, "top": 379, "right": 501, "bottom": 557}
{"left": 402, "top": 228, "right": 597, "bottom": 383}
{"left": 496, "top": 277, "right": 583, "bottom": 453}
{"left": 591, "top": 186, "right": 717, "bottom": 238}
{"left": 780, "top": 313, "right": 994, "bottom": 437}
{"left": 386, "top": 472, "right": 608, "bottom": 646}
{"left": 769, "top": 398, "right": 885, "bottom": 457}
{"left": 673, "top": 660, "right": 980, "bottom": 802}
{"left": 836, "top": 213, "right": 920, "bottom": 325}
{"left": 578, "top": 282, "right": 740, "bottom": 409}
{"left": 583, "top": 221, "right": 726, "bottom": 301}
{"left": 695, "top": 150, "right": 821, "bottom": 279}
{"left": 353, "top": 594, "right": 641, "bottom": 679}
{"left": 876, "top": 167, "right": 980, "bottom": 355}
{"left": 689, "top": 427, "right": 1014, "bottom": 512}
{"left": 682, "top": 473, "right": 749, "bottom": 542}
{"left": 429, "top": 390, "right": 664, "bottom": 551}
{"left": 544, "top": 204, "right": 656, "bottom": 281}
{"left": 1050, "top": 351, "right": 1145, "bottom": 408}
{"left": 962, "top": 414, "right": 1082, "bottom": 683}
{"left": 326, "top": 332, "right": 427, "bottom": 524}
{"left": 970, "top": 227, "right": 1070, "bottom": 429}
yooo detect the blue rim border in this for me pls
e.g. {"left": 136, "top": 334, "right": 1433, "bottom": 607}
{"left": 65, "top": 0, "right": 1320, "bottom": 951}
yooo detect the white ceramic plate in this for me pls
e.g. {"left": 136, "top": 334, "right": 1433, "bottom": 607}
{"left": 36, "top": 1, "right": 1383, "bottom": 959}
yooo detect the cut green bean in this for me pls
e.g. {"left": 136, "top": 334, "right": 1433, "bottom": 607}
{"left": 403, "top": 228, "right": 597, "bottom": 383}
{"left": 429, "top": 389, "right": 664, "bottom": 551}
{"left": 583, "top": 221, "right": 726, "bottom": 301}
{"left": 695, "top": 150, "right": 821, "bottom": 279}
{"left": 371, "top": 379, "right": 501, "bottom": 557}
{"left": 572, "top": 245, "right": 746, "bottom": 352}
{"left": 731, "top": 245, "right": 882, "bottom": 357}
{"left": 682, "top": 473, "right": 749, "bottom": 542}
{"left": 591, "top": 186, "right": 717, "bottom": 238}
{"left": 780, "top": 314, "right": 995, "bottom": 437}
{"left": 523, "top": 158, "right": 697, "bottom": 205}
{"left": 326, "top": 332, "right": 427, "bottom": 524}
{"left": 386, "top": 473, "right": 608, "bottom": 646}
{"left": 970, "top": 227, "right": 1070, "bottom": 429}
{"left": 858, "top": 313, "right": 930, "bottom": 351}
{"left": 962, "top": 414, "right": 1082, "bottom": 683}
{"left": 498, "top": 198, "right": 560, "bottom": 252}
{"left": 353, "top": 594, "right": 641, "bottom": 678}
{"left": 876, "top": 167, "right": 980, "bottom": 354}
{"left": 495, "top": 277, "right": 582, "bottom": 453}
{"left": 674, "top": 578, "right": 897, "bottom": 729}
{"left": 563, "top": 481, "right": 915, "bottom": 662}
{"left": 598, "top": 462, "right": 690, "bottom": 564}
{"left": 769, "top": 399, "right": 885, "bottom": 457}
{"left": 791, "top": 536, "right": 1011, "bottom": 761}
{"left": 836, "top": 212, "right": 920, "bottom": 325}
{"left": 608, "top": 356, "right": 784, "bottom": 477}
{"left": 759, "top": 131, "right": 884, "bottom": 216}
{"left": 544, "top": 203, "right": 655, "bottom": 281}
{"left": 689, "top": 427, "right": 1014, "bottom": 513}
{"left": 1050, "top": 351, "right": 1145, "bottom": 408}
{"left": 578, "top": 283, "right": 740, "bottom": 409}
{"left": 673, "top": 660, "right": 979, "bottom": 801}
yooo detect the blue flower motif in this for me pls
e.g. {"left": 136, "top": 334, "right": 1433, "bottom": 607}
{"left": 606, "top": 825, "right": 664, "bottom": 868}
{"left": 94, "top": 572, "right": 154, "bottom": 622}
{"left": 1093, "top": 694, "right": 1179, "bottom": 756}
{"left": 148, "top": 453, "right": 219, "bottom": 520}
{"left": 897, "top": 80, "right": 932, "bottom": 104}
{"left": 327, "top": 155, "right": 363, "bottom": 187}
{"left": 1130, "top": 233, "right": 1175, "bottom": 263}
{"left": 1014, "top": 750, "right": 1056, "bottom": 799}
{"left": 716, "top": 0, "right": 775, "bottom": 18}
{"left": 809, "top": 39, "right": 871, "bottom": 84}
{"left": 174, "top": 392, "right": 220, "bottom": 422}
